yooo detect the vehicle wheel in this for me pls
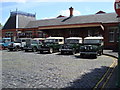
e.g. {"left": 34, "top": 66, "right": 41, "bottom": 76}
{"left": 2, "top": 46, "right": 5, "bottom": 50}
{"left": 49, "top": 48, "right": 53, "bottom": 54}
{"left": 72, "top": 50, "right": 76, "bottom": 55}
{"left": 80, "top": 53, "right": 84, "bottom": 58}
{"left": 40, "top": 51, "right": 43, "bottom": 54}
{"left": 101, "top": 49, "right": 103, "bottom": 55}
{"left": 9, "top": 48, "right": 13, "bottom": 51}
{"left": 25, "top": 50, "right": 28, "bottom": 52}
{"left": 61, "top": 51, "right": 64, "bottom": 55}
{"left": 93, "top": 54, "right": 97, "bottom": 58}
{"left": 99, "top": 51, "right": 102, "bottom": 56}
{"left": 33, "top": 47, "right": 37, "bottom": 52}
{"left": 15, "top": 46, "right": 20, "bottom": 51}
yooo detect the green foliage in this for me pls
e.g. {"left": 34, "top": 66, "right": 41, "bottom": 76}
{"left": 0, "top": 23, "right": 2, "bottom": 27}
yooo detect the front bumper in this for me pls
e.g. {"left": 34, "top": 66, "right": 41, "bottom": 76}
{"left": 8, "top": 46, "right": 15, "bottom": 49}
{"left": 80, "top": 52, "right": 97, "bottom": 55}
{"left": 23, "top": 47, "right": 32, "bottom": 50}
{"left": 38, "top": 48, "right": 50, "bottom": 51}
{"left": 60, "top": 49, "right": 73, "bottom": 52}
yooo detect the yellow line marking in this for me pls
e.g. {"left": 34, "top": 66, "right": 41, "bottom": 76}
{"left": 93, "top": 56, "right": 117, "bottom": 89}
{"left": 101, "top": 58, "right": 117, "bottom": 89}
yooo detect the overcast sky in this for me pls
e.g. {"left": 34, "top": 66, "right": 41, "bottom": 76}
{"left": 0, "top": 0, "right": 116, "bottom": 25}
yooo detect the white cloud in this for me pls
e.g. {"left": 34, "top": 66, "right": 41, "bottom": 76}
{"left": 40, "top": 9, "right": 81, "bottom": 20}
{"left": 37, "top": 0, "right": 114, "bottom": 2}
{"left": 1, "top": 0, "right": 114, "bottom": 2}
{"left": 59, "top": 9, "right": 81, "bottom": 16}
{"left": 1, "top": 0, "right": 27, "bottom": 3}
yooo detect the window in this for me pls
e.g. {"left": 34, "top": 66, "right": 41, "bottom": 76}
{"left": 108, "top": 27, "right": 119, "bottom": 42}
{"left": 25, "top": 31, "right": 32, "bottom": 38}
{"left": 88, "top": 30, "right": 100, "bottom": 36}
{"left": 109, "top": 29, "right": 115, "bottom": 42}
{"left": 5, "top": 32, "right": 13, "bottom": 37}
{"left": 59, "top": 39, "right": 63, "bottom": 42}
{"left": 55, "top": 39, "right": 58, "bottom": 42}
{"left": 70, "top": 30, "right": 78, "bottom": 34}
{"left": 116, "top": 28, "right": 119, "bottom": 42}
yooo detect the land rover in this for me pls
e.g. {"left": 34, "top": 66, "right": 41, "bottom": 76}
{"left": 59, "top": 37, "right": 82, "bottom": 54}
{"left": 38, "top": 37, "right": 64, "bottom": 54}
{"left": 80, "top": 37, "right": 104, "bottom": 58}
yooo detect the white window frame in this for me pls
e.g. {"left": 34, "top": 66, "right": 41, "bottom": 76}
{"left": 108, "top": 27, "right": 119, "bottom": 43}
{"left": 116, "top": 28, "right": 119, "bottom": 42}
{"left": 109, "top": 29, "right": 115, "bottom": 42}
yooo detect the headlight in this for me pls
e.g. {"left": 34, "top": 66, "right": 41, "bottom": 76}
{"left": 8, "top": 43, "right": 12, "bottom": 46}
{"left": 9, "top": 43, "right": 14, "bottom": 46}
{"left": 90, "top": 47, "right": 93, "bottom": 49}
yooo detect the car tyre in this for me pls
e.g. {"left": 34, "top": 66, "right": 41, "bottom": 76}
{"left": 25, "top": 49, "right": 28, "bottom": 52}
{"left": 9, "top": 48, "right": 13, "bottom": 51}
{"left": 61, "top": 51, "right": 64, "bottom": 55}
{"left": 72, "top": 50, "right": 76, "bottom": 55}
{"left": 33, "top": 47, "right": 37, "bottom": 52}
{"left": 80, "top": 53, "right": 84, "bottom": 58}
{"left": 15, "top": 46, "right": 20, "bottom": 51}
{"left": 93, "top": 54, "right": 97, "bottom": 59}
{"left": 40, "top": 50, "right": 43, "bottom": 54}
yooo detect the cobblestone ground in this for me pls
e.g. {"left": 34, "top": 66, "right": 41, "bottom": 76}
{"left": 2, "top": 50, "right": 114, "bottom": 88}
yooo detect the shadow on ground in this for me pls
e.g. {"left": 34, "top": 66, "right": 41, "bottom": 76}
{"left": 64, "top": 66, "right": 117, "bottom": 89}
{"left": 75, "top": 54, "right": 98, "bottom": 59}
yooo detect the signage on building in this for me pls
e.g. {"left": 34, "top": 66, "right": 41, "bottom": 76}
{"left": 115, "top": 0, "right": 120, "bottom": 16}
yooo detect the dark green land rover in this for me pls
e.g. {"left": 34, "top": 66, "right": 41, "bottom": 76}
{"left": 80, "top": 37, "right": 104, "bottom": 58}
{"left": 23, "top": 38, "right": 44, "bottom": 52}
{"left": 38, "top": 37, "right": 64, "bottom": 54}
{"left": 59, "top": 37, "right": 82, "bottom": 54}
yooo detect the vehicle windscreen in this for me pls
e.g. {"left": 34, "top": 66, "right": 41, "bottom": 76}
{"left": 44, "top": 39, "right": 57, "bottom": 43}
{"left": 31, "top": 40, "right": 38, "bottom": 44}
{"left": 65, "top": 39, "right": 79, "bottom": 44}
{"left": 2, "top": 39, "right": 11, "bottom": 43}
{"left": 22, "top": 40, "right": 26, "bottom": 42}
{"left": 14, "top": 39, "right": 21, "bottom": 43}
{"left": 84, "top": 39, "right": 101, "bottom": 44}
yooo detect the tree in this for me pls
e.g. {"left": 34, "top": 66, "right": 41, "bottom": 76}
{"left": 0, "top": 23, "right": 2, "bottom": 27}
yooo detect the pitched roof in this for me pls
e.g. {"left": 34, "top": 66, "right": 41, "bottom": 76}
{"left": 2, "top": 12, "right": 36, "bottom": 30}
{"left": 2, "top": 15, "right": 16, "bottom": 30}
{"left": 25, "top": 13, "right": 118, "bottom": 29}
{"left": 18, "top": 14, "right": 36, "bottom": 28}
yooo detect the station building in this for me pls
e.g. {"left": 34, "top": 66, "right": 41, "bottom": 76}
{"left": 2, "top": 7, "right": 120, "bottom": 50}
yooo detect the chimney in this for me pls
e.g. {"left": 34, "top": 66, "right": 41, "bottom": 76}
{"left": 69, "top": 7, "right": 73, "bottom": 17}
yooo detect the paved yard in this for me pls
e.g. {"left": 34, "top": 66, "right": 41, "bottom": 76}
{"left": 2, "top": 50, "right": 114, "bottom": 88}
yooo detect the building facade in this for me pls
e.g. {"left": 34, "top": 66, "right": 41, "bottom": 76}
{"left": 2, "top": 7, "right": 120, "bottom": 50}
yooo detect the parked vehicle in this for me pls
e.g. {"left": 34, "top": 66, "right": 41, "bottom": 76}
{"left": 23, "top": 38, "right": 44, "bottom": 52}
{"left": 0, "top": 38, "right": 12, "bottom": 50}
{"left": 38, "top": 37, "right": 64, "bottom": 54}
{"left": 59, "top": 37, "right": 82, "bottom": 54}
{"left": 7, "top": 38, "right": 31, "bottom": 51}
{"left": 80, "top": 37, "right": 104, "bottom": 58}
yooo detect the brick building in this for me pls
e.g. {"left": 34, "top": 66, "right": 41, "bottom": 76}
{"left": 2, "top": 7, "right": 120, "bottom": 50}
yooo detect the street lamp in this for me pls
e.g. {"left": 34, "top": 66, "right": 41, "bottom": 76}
{"left": 114, "top": 0, "right": 120, "bottom": 88}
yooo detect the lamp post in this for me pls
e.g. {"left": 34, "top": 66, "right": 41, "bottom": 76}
{"left": 114, "top": 0, "right": 120, "bottom": 88}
